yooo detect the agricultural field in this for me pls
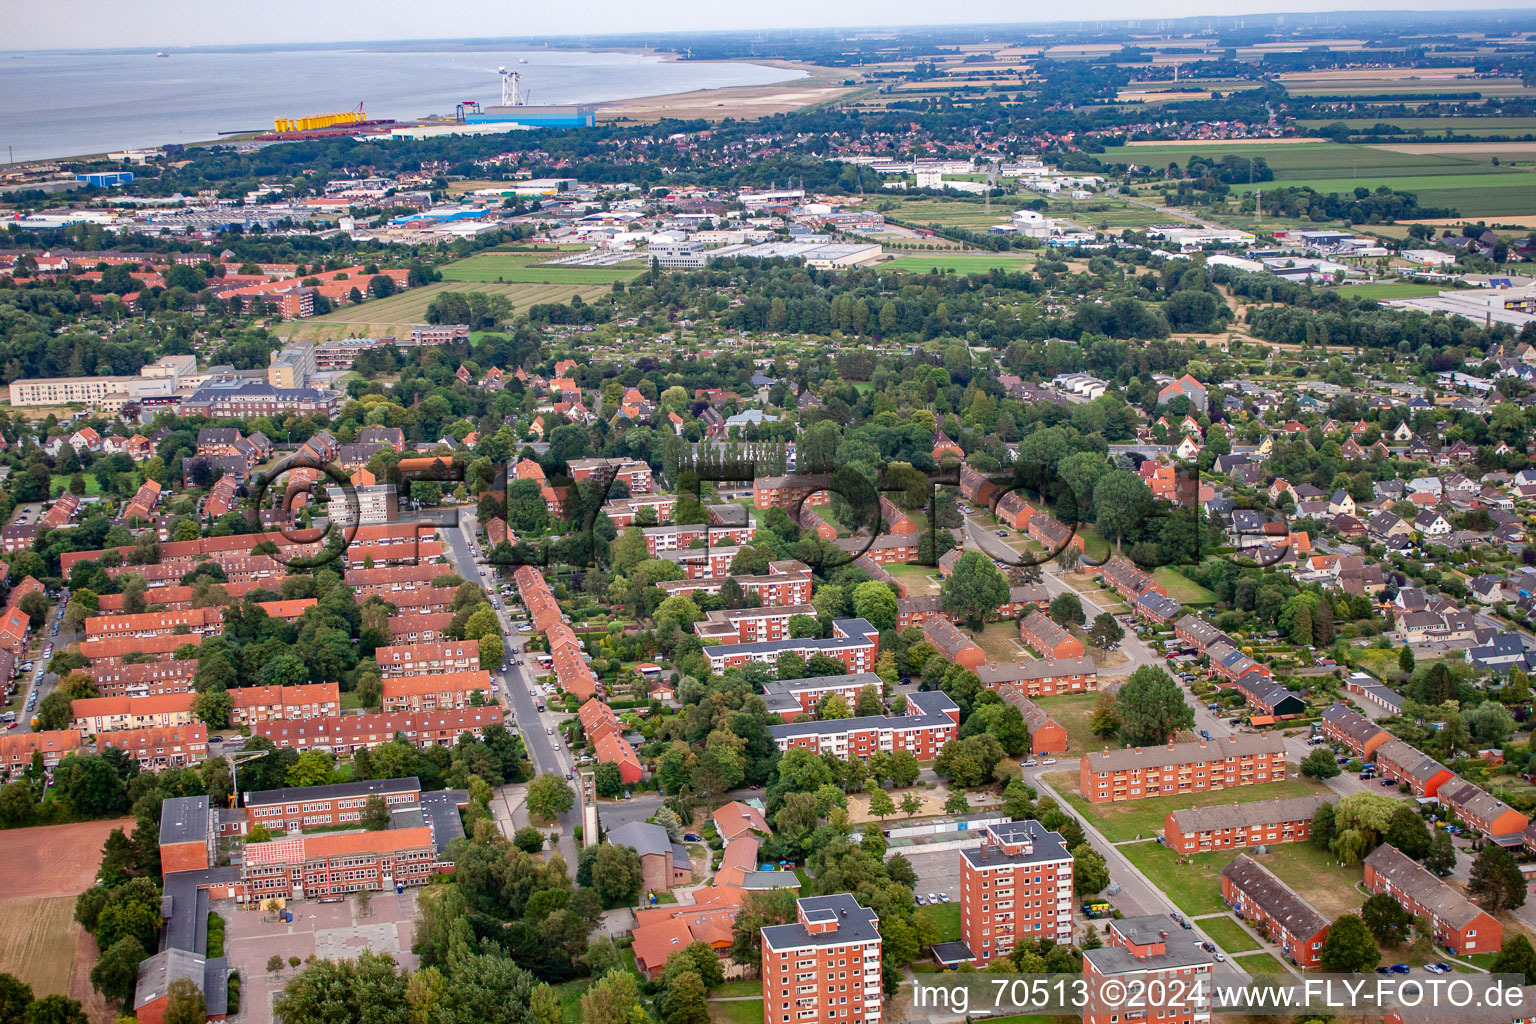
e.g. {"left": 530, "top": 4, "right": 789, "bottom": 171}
{"left": 278, "top": 280, "right": 610, "bottom": 342}
{"left": 880, "top": 198, "right": 1011, "bottom": 231}
{"left": 1296, "top": 116, "right": 1536, "bottom": 138}
{"left": 1047, "top": 772, "right": 1331, "bottom": 843}
{"left": 0, "top": 897, "right": 78, "bottom": 997}
{"left": 439, "top": 250, "right": 643, "bottom": 285}
{"left": 1236, "top": 171, "right": 1536, "bottom": 219}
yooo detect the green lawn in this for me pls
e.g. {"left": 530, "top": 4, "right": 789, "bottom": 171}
{"left": 1195, "top": 915, "right": 1262, "bottom": 954}
{"left": 884, "top": 253, "right": 1037, "bottom": 274}
{"left": 1119, "top": 841, "right": 1230, "bottom": 917}
{"left": 1231, "top": 952, "right": 1290, "bottom": 976}
{"left": 1151, "top": 567, "right": 1216, "bottom": 606}
{"left": 1034, "top": 693, "right": 1127, "bottom": 754}
{"left": 1048, "top": 772, "right": 1331, "bottom": 843}
{"left": 713, "top": 981, "right": 767, "bottom": 998}
{"left": 50, "top": 474, "right": 103, "bottom": 496}
{"left": 708, "top": 1000, "right": 764, "bottom": 1024}
{"left": 881, "top": 197, "right": 1009, "bottom": 230}
{"left": 919, "top": 902, "right": 962, "bottom": 943}
{"left": 439, "top": 251, "right": 642, "bottom": 284}
{"left": 1336, "top": 282, "right": 1453, "bottom": 300}
{"left": 1296, "top": 116, "right": 1536, "bottom": 134}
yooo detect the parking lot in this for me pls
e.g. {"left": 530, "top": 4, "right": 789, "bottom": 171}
{"left": 223, "top": 889, "right": 420, "bottom": 1024}
{"left": 901, "top": 849, "right": 962, "bottom": 906}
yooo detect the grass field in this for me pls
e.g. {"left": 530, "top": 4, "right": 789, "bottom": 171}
{"left": 975, "top": 621, "right": 1029, "bottom": 663}
{"left": 50, "top": 474, "right": 103, "bottom": 496}
{"left": 279, "top": 280, "right": 610, "bottom": 341}
{"left": 1048, "top": 772, "right": 1331, "bottom": 843}
{"left": 439, "top": 251, "right": 642, "bottom": 284}
{"left": 1120, "top": 838, "right": 1362, "bottom": 927}
{"left": 1335, "top": 282, "right": 1450, "bottom": 299}
{"left": 884, "top": 253, "right": 1037, "bottom": 274}
{"left": 1231, "top": 952, "right": 1291, "bottom": 975}
{"left": 1034, "top": 693, "right": 1126, "bottom": 754}
{"left": 0, "top": 898, "right": 78, "bottom": 997}
{"left": 1119, "top": 841, "right": 1230, "bottom": 916}
{"left": 881, "top": 198, "right": 1009, "bottom": 230}
{"left": 1195, "top": 915, "right": 1262, "bottom": 954}
{"left": 919, "top": 902, "right": 962, "bottom": 942}
{"left": 708, "top": 1000, "right": 764, "bottom": 1024}
{"left": 1151, "top": 568, "right": 1216, "bottom": 606}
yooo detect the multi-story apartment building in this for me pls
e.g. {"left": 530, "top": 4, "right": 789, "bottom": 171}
{"left": 1318, "top": 703, "right": 1392, "bottom": 760}
{"left": 1438, "top": 780, "right": 1529, "bottom": 846}
{"left": 705, "top": 618, "right": 879, "bottom": 675}
{"left": 959, "top": 820, "right": 1074, "bottom": 964}
{"left": 654, "top": 559, "right": 814, "bottom": 606}
{"left": 600, "top": 494, "right": 678, "bottom": 528}
{"left": 179, "top": 381, "right": 339, "bottom": 419}
{"left": 1164, "top": 795, "right": 1330, "bottom": 853}
{"left": 71, "top": 693, "right": 197, "bottom": 736}
{"left": 641, "top": 522, "right": 757, "bottom": 556}
{"left": 381, "top": 671, "right": 493, "bottom": 712}
{"left": 761, "top": 895, "right": 882, "bottom": 1024}
{"left": 95, "top": 724, "right": 209, "bottom": 771}
{"left": 694, "top": 604, "right": 817, "bottom": 645}
{"left": 1079, "top": 734, "right": 1287, "bottom": 804}
{"left": 659, "top": 546, "right": 741, "bottom": 579}
{"left": 1018, "top": 611, "right": 1086, "bottom": 660}
{"left": 374, "top": 642, "right": 481, "bottom": 678}
{"left": 759, "top": 673, "right": 882, "bottom": 720}
{"left": 240, "top": 778, "right": 421, "bottom": 833}
{"left": 767, "top": 691, "right": 958, "bottom": 760}
{"left": 325, "top": 483, "right": 399, "bottom": 526}
{"left": 566, "top": 457, "right": 653, "bottom": 494}
{"left": 1374, "top": 738, "right": 1456, "bottom": 798}
{"left": 241, "top": 827, "right": 438, "bottom": 899}
{"left": 1082, "top": 916, "right": 1213, "bottom": 1024}
{"left": 0, "top": 730, "right": 82, "bottom": 779}
{"left": 90, "top": 659, "right": 199, "bottom": 698}
{"left": 1219, "top": 854, "right": 1331, "bottom": 968}
{"left": 229, "top": 683, "right": 341, "bottom": 725}
{"left": 1364, "top": 844, "right": 1501, "bottom": 953}
{"left": 253, "top": 707, "right": 504, "bottom": 755}
{"left": 977, "top": 658, "right": 1097, "bottom": 697}
{"left": 753, "top": 474, "right": 833, "bottom": 511}
{"left": 343, "top": 563, "right": 457, "bottom": 598}
{"left": 79, "top": 634, "right": 202, "bottom": 666}
{"left": 387, "top": 612, "right": 457, "bottom": 643}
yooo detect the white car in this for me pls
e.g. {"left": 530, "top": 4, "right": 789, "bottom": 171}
{"left": 1021, "top": 759, "right": 1038, "bottom": 767}
{"left": 1040, "top": 758, "right": 1058, "bottom": 766}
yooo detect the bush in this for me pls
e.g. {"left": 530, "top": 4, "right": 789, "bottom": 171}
{"left": 226, "top": 973, "right": 241, "bottom": 1015}
{"left": 205, "top": 912, "right": 225, "bottom": 958}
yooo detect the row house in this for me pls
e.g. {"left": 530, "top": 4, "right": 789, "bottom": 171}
{"left": 1374, "top": 738, "right": 1456, "bottom": 798}
{"left": 1318, "top": 703, "right": 1391, "bottom": 760}
{"left": 1017, "top": 697, "right": 1067, "bottom": 755}
{"left": 996, "top": 584, "right": 1051, "bottom": 618}
{"left": 977, "top": 658, "right": 1098, "bottom": 697}
{"left": 95, "top": 724, "right": 208, "bottom": 771}
{"left": 1079, "top": 733, "right": 1288, "bottom": 804}
{"left": 121, "top": 478, "right": 162, "bottom": 522}
{"left": 1164, "top": 795, "right": 1331, "bottom": 853}
{"left": 579, "top": 699, "right": 643, "bottom": 783}
{"left": 84, "top": 606, "right": 222, "bottom": 640}
{"left": 921, "top": 618, "right": 987, "bottom": 671}
{"left": 229, "top": 683, "right": 341, "bottom": 725}
{"left": 71, "top": 693, "right": 197, "bottom": 736}
{"left": 1363, "top": 845, "right": 1501, "bottom": 954}
{"left": 387, "top": 612, "right": 456, "bottom": 643}
{"left": 1027, "top": 511, "right": 1082, "bottom": 556}
{"left": 958, "top": 820, "right": 1075, "bottom": 964}
{"left": 752, "top": 473, "right": 833, "bottom": 511}
{"left": 767, "top": 690, "right": 959, "bottom": 760}
{"left": 374, "top": 641, "right": 481, "bottom": 678}
{"left": 90, "top": 658, "right": 199, "bottom": 698}
{"left": 384, "top": 587, "right": 458, "bottom": 614}
{"left": 1220, "top": 854, "right": 1330, "bottom": 969}
{"left": 1018, "top": 611, "right": 1086, "bottom": 660}
{"left": 1204, "top": 641, "right": 1272, "bottom": 684}
{"left": 760, "top": 672, "right": 883, "bottom": 721}
{"left": 1136, "top": 590, "right": 1185, "bottom": 624}
{"left": 94, "top": 579, "right": 269, "bottom": 613}
{"left": 1174, "top": 613, "right": 1235, "bottom": 653}
{"left": 1098, "top": 556, "right": 1164, "bottom": 603}
{"left": 879, "top": 497, "right": 920, "bottom": 536}
{"left": 253, "top": 707, "right": 505, "bottom": 755}
{"left": 0, "top": 730, "right": 82, "bottom": 779}
{"left": 703, "top": 617, "right": 880, "bottom": 675}
{"left": 694, "top": 604, "right": 816, "bottom": 645}
{"left": 343, "top": 563, "right": 456, "bottom": 597}
{"left": 994, "top": 490, "right": 1035, "bottom": 531}
{"left": 1438, "top": 779, "right": 1529, "bottom": 846}
{"left": 239, "top": 777, "right": 420, "bottom": 833}
{"left": 381, "top": 671, "right": 493, "bottom": 712}
{"left": 242, "top": 827, "right": 439, "bottom": 900}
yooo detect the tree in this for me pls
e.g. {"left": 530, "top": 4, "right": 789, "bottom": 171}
{"left": 1072, "top": 843, "right": 1109, "bottom": 896}
{"left": 1049, "top": 593, "right": 1085, "bottom": 628}
{"left": 1398, "top": 645, "right": 1415, "bottom": 676}
{"left": 357, "top": 672, "right": 383, "bottom": 711}
{"left": 1300, "top": 747, "right": 1341, "bottom": 780}
{"left": 1425, "top": 829, "right": 1456, "bottom": 877}
{"left": 657, "top": 970, "right": 709, "bottom": 1024}
{"left": 852, "top": 582, "right": 898, "bottom": 631}
{"left": 194, "top": 687, "right": 233, "bottom": 729}
{"left": 1089, "top": 691, "right": 1121, "bottom": 737}
{"left": 943, "top": 792, "right": 970, "bottom": 816}
{"left": 868, "top": 789, "right": 896, "bottom": 821}
{"left": 33, "top": 691, "right": 74, "bottom": 731}
{"left": 513, "top": 827, "right": 545, "bottom": 854}
{"left": 1492, "top": 935, "right": 1536, "bottom": 985}
{"left": 161, "top": 978, "right": 205, "bottom": 1024}
{"left": 594, "top": 762, "right": 624, "bottom": 799}
{"left": 580, "top": 970, "right": 645, "bottom": 1024}
{"left": 900, "top": 792, "right": 923, "bottom": 817}
{"left": 20, "top": 996, "right": 85, "bottom": 1024}
{"left": 1093, "top": 471, "right": 1155, "bottom": 546}
{"left": 246, "top": 823, "right": 273, "bottom": 844}
{"left": 526, "top": 774, "right": 575, "bottom": 821}
{"left": 1361, "top": 893, "right": 1412, "bottom": 948}
{"left": 1318, "top": 914, "right": 1379, "bottom": 973}
{"left": 1086, "top": 614, "right": 1124, "bottom": 652}
{"left": 88, "top": 937, "right": 143, "bottom": 1006}
{"left": 590, "top": 844, "right": 644, "bottom": 908}
{"left": 478, "top": 633, "right": 505, "bottom": 670}
{"left": 940, "top": 552, "right": 1009, "bottom": 629}
{"left": 1115, "top": 666, "right": 1194, "bottom": 746}
{"left": 361, "top": 795, "right": 391, "bottom": 831}
{"left": 1469, "top": 845, "right": 1527, "bottom": 912}
{"left": 1384, "top": 806, "right": 1431, "bottom": 860}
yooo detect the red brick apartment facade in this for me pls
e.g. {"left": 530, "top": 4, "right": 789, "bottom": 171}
{"left": 760, "top": 895, "right": 882, "bottom": 1024}
{"left": 1018, "top": 611, "right": 1086, "bottom": 660}
{"left": 763, "top": 673, "right": 880, "bottom": 719}
{"left": 1082, "top": 917, "right": 1213, "bottom": 1024}
{"left": 1318, "top": 703, "right": 1392, "bottom": 760}
{"left": 254, "top": 707, "right": 504, "bottom": 754}
{"left": 704, "top": 618, "right": 879, "bottom": 675}
{"left": 90, "top": 659, "right": 199, "bottom": 698}
{"left": 753, "top": 474, "right": 833, "bottom": 511}
{"left": 1079, "top": 734, "right": 1287, "bottom": 803}
{"left": 694, "top": 604, "right": 816, "bottom": 644}
{"left": 977, "top": 658, "right": 1097, "bottom": 697}
{"left": 1374, "top": 738, "right": 1456, "bottom": 798}
{"left": 241, "top": 827, "right": 438, "bottom": 899}
{"left": 1164, "top": 795, "right": 1330, "bottom": 853}
{"left": 374, "top": 642, "right": 481, "bottom": 677}
{"left": 387, "top": 612, "right": 456, "bottom": 643}
{"left": 654, "top": 559, "right": 813, "bottom": 607}
{"left": 960, "top": 820, "right": 1074, "bottom": 964}
{"left": 381, "top": 671, "right": 493, "bottom": 711}
{"left": 920, "top": 618, "right": 987, "bottom": 671}
{"left": 1220, "top": 854, "right": 1330, "bottom": 968}
{"left": 1363, "top": 845, "right": 1502, "bottom": 954}
{"left": 242, "top": 778, "right": 421, "bottom": 832}
{"left": 95, "top": 724, "right": 208, "bottom": 771}
{"left": 767, "top": 690, "right": 959, "bottom": 760}
{"left": 0, "top": 730, "right": 82, "bottom": 779}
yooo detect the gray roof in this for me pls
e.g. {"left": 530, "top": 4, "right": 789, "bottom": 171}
{"left": 419, "top": 790, "right": 469, "bottom": 854}
{"left": 246, "top": 776, "right": 420, "bottom": 807}
{"left": 606, "top": 821, "right": 674, "bottom": 860}
{"left": 761, "top": 894, "right": 880, "bottom": 952}
{"left": 135, "top": 948, "right": 226, "bottom": 1014}
{"left": 959, "top": 819, "right": 1071, "bottom": 870}
{"left": 1083, "top": 915, "right": 1212, "bottom": 975}
{"left": 1220, "top": 854, "right": 1330, "bottom": 940}
{"left": 1084, "top": 732, "right": 1285, "bottom": 774}
{"left": 158, "top": 795, "right": 210, "bottom": 848}
{"left": 1364, "top": 845, "right": 1490, "bottom": 930}
{"left": 1320, "top": 703, "right": 1387, "bottom": 747}
{"left": 977, "top": 658, "right": 1096, "bottom": 685}
{"left": 1375, "top": 738, "right": 1449, "bottom": 782}
{"left": 162, "top": 867, "right": 241, "bottom": 954}
{"left": 1169, "top": 795, "right": 1331, "bottom": 835}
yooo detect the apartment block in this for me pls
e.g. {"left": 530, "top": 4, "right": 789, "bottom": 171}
{"left": 959, "top": 820, "right": 1074, "bottom": 964}
{"left": 654, "top": 560, "right": 813, "bottom": 607}
{"left": 1220, "top": 854, "right": 1331, "bottom": 968}
{"left": 375, "top": 642, "right": 482, "bottom": 677}
{"left": 1164, "top": 795, "right": 1331, "bottom": 853}
{"left": 695, "top": 604, "right": 817, "bottom": 645}
{"left": 1318, "top": 703, "right": 1391, "bottom": 760}
{"left": 1079, "top": 734, "right": 1287, "bottom": 804}
{"left": 71, "top": 693, "right": 197, "bottom": 736}
{"left": 753, "top": 474, "right": 833, "bottom": 511}
{"left": 381, "top": 671, "right": 494, "bottom": 712}
{"left": 1374, "top": 738, "right": 1455, "bottom": 798}
{"left": 241, "top": 827, "right": 438, "bottom": 900}
{"left": 1438, "top": 780, "right": 1529, "bottom": 846}
{"left": 0, "top": 730, "right": 82, "bottom": 779}
{"left": 705, "top": 618, "right": 880, "bottom": 675}
{"left": 767, "top": 690, "right": 958, "bottom": 760}
{"left": 760, "top": 895, "right": 882, "bottom": 1024}
{"left": 96, "top": 724, "right": 208, "bottom": 771}
{"left": 566, "top": 457, "right": 653, "bottom": 494}
{"left": 229, "top": 683, "right": 341, "bottom": 725}
{"left": 254, "top": 707, "right": 505, "bottom": 755}
{"left": 1018, "top": 611, "right": 1086, "bottom": 660}
{"left": 760, "top": 673, "right": 882, "bottom": 720}
{"left": 1082, "top": 916, "right": 1213, "bottom": 1024}
{"left": 977, "top": 658, "right": 1098, "bottom": 697}
{"left": 90, "top": 659, "right": 199, "bottom": 698}
{"left": 1363, "top": 844, "right": 1501, "bottom": 954}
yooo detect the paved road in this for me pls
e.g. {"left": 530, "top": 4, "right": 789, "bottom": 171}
{"left": 16, "top": 593, "right": 74, "bottom": 735}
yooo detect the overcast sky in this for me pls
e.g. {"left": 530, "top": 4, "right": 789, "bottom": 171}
{"left": 9, "top": 1, "right": 1533, "bottom": 51}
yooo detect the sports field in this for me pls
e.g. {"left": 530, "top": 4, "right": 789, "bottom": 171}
{"left": 884, "top": 253, "right": 1037, "bottom": 274}
{"left": 439, "top": 251, "right": 643, "bottom": 285}
{"left": 1335, "top": 282, "right": 1448, "bottom": 300}
{"left": 279, "top": 280, "right": 610, "bottom": 341}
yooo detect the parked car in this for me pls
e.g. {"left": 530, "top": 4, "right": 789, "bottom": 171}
{"left": 915, "top": 894, "right": 927, "bottom": 905}
{"left": 1021, "top": 759, "right": 1038, "bottom": 767}
{"left": 927, "top": 893, "right": 938, "bottom": 904}
{"left": 683, "top": 834, "right": 703, "bottom": 843}
{"left": 1041, "top": 758, "right": 1057, "bottom": 765}
{"left": 1389, "top": 964, "right": 1411, "bottom": 975}
{"left": 1381, "top": 778, "right": 1398, "bottom": 787}
{"left": 1426, "top": 963, "right": 1452, "bottom": 974}
{"left": 938, "top": 893, "right": 950, "bottom": 903}
{"left": 1105, "top": 883, "right": 1122, "bottom": 896}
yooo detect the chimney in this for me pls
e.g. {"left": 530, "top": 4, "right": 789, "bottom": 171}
{"left": 1168, "top": 739, "right": 1175, "bottom": 751}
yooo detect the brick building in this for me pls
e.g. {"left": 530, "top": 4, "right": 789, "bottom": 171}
{"left": 72, "top": 693, "right": 197, "bottom": 735}
{"left": 959, "top": 820, "right": 1074, "bottom": 964}
{"left": 760, "top": 895, "right": 882, "bottom": 1024}
{"left": 1082, "top": 916, "right": 1213, "bottom": 1024}
{"left": 768, "top": 691, "right": 958, "bottom": 760}
{"left": 1164, "top": 795, "right": 1330, "bottom": 854}
{"left": 1018, "top": 611, "right": 1086, "bottom": 660}
{"left": 381, "top": 671, "right": 493, "bottom": 711}
{"left": 240, "top": 778, "right": 421, "bottom": 834}
{"left": 1079, "top": 734, "right": 1287, "bottom": 804}
{"left": 1318, "top": 703, "right": 1391, "bottom": 760}
{"left": 1374, "top": 738, "right": 1456, "bottom": 798}
{"left": 1220, "top": 854, "right": 1330, "bottom": 968}
{"left": 375, "top": 642, "right": 481, "bottom": 677}
{"left": 253, "top": 707, "right": 505, "bottom": 755}
{"left": 96, "top": 724, "right": 209, "bottom": 771}
{"left": 977, "top": 658, "right": 1097, "bottom": 697}
{"left": 704, "top": 618, "right": 880, "bottom": 675}
{"left": 1363, "top": 844, "right": 1502, "bottom": 954}
{"left": 241, "top": 827, "right": 438, "bottom": 899}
